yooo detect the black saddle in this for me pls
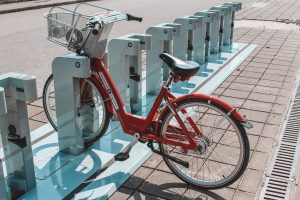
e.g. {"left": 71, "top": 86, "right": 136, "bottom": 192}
{"left": 159, "top": 53, "right": 200, "bottom": 79}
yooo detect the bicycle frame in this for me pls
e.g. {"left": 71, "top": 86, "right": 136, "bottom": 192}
{"left": 90, "top": 58, "right": 199, "bottom": 150}
{"left": 86, "top": 57, "right": 247, "bottom": 151}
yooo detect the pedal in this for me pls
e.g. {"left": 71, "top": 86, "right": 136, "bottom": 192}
{"left": 114, "top": 152, "right": 130, "bottom": 161}
{"left": 114, "top": 133, "right": 139, "bottom": 162}
{"left": 147, "top": 141, "right": 189, "bottom": 168}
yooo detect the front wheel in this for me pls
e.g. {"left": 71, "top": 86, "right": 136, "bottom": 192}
{"left": 157, "top": 98, "right": 250, "bottom": 189}
{"left": 42, "top": 74, "right": 111, "bottom": 146}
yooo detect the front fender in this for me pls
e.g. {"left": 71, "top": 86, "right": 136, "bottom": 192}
{"left": 161, "top": 93, "right": 245, "bottom": 122}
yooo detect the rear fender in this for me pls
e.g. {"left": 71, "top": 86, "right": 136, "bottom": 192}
{"left": 160, "top": 93, "right": 245, "bottom": 122}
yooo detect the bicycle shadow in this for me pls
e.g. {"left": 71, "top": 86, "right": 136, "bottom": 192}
{"left": 120, "top": 175, "right": 227, "bottom": 200}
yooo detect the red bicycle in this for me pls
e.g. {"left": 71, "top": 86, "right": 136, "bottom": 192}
{"left": 43, "top": 3, "right": 252, "bottom": 189}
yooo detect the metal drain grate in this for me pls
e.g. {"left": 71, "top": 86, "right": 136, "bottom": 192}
{"left": 259, "top": 81, "right": 300, "bottom": 200}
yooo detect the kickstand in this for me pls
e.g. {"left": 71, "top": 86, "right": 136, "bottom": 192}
{"left": 114, "top": 133, "right": 139, "bottom": 161}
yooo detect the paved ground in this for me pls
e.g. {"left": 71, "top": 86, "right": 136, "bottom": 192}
{"left": 0, "top": 0, "right": 97, "bottom": 14}
{"left": 236, "top": 0, "right": 300, "bottom": 24}
{"left": 2, "top": 0, "right": 300, "bottom": 199}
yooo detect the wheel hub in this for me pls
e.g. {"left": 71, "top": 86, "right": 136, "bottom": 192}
{"left": 196, "top": 136, "right": 211, "bottom": 155}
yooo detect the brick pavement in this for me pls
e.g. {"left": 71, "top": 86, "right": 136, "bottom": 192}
{"left": 236, "top": 0, "right": 300, "bottom": 24}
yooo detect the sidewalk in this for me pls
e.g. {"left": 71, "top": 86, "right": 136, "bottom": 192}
{"left": 22, "top": 0, "right": 300, "bottom": 199}
{"left": 0, "top": 0, "right": 96, "bottom": 14}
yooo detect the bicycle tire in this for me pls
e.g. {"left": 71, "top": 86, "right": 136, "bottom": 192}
{"left": 42, "top": 74, "right": 111, "bottom": 147}
{"left": 157, "top": 98, "right": 250, "bottom": 189}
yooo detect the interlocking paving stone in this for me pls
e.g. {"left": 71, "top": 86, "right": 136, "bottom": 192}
{"left": 248, "top": 92, "right": 277, "bottom": 103}
{"left": 233, "top": 191, "right": 255, "bottom": 200}
{"left": 256, "top": 137, "right": 276, "bottom": 153}
{"left": 30, "top": 111, "right": 49, "bottom": 123}
{"left": 228, "top": 176, "right": 243, "bottom": 190}
{"left": 27, "top": 105, "right": 44, "bottom": 118}
{"left": 239, "top": 109, "right": 270, "bottom": 123}
{"left": 252, "top": 85, "right": 279, "bottom": 95}
{"left": 243, "top": 66, "right": 266, "bottom": 73}
{"left": 266, "top": 113, "right": 284, "bottom": 125}
{"left": 251, "top": 57, "right": 272, "bottom": 64}
{"left": 182, "top": 187, "right": 236, "bottom": 200}
{"left": 247, "top": 122, "right": 264, "bottom": 136}
{"left": 109, "top": 187, "right": 134, "bottom": 200}
{"left": 257, "top": 79, "right": 283, "bottom": 88}
{"left": 239, "top": 71, "right": 263, "bottom": 79}
{"left": 261, "top": 73, "right": 285, "bottom": 82}
{"left": 139, "top": 170, "right": 186, "bottom": 200}
{"left": 229, "top": 82, "right": 255, "bottom": 92}
{"left": 128, "top": 191, "right": 165, "bottom": 200}
{"left": 219, "top": 81, "right": 231, "bottom": 88}
{"left": 29, "top": 119, "right": 46, "bottom": 132}
{"left": 212, "top": 87, "right": 225, "bottom": 96}
{"left": 156, "top": 161, "right": 171, "bottom": 173}
{"left": 222, "top": 89, "right": 250, "bottom": 99}
{"left": 265, "top": 68, "right": 288, "bottom": 76}
{"left": 220, "top": 96, "right": 245, "bottom": 108}
{"left": 248, "top": 135, "right": 259, "bottom": 151}
{"left": 234, "top": 76, "right": 259, "bottom": 85}
{"left": 248, "top": 151, "right": 270, "bottom": 171}
{"left": 278, "top": 88, "right": 293, "bottom": 97}
{"left": 238, "top": 169, "right": 264, "bottom": 194}
{"left": 142, "top": 153, "right": 163, "bottom": 169}
{"left": 28, "top": 98, "right": 43, "bottom": 107}
{"left": 261, "top": 124, "right": 280, "bottom": 139}
{"left": 123, "top": 167, "right": 154, "bottom": 190}
{"left": 243, "top": 100, "right": 273, "bottom": 112}
{"left": 275, "top": 95, "right": 292, "bottom": 105}
{"left": 226, "top": 75, "right": 237, "bottom": 82}
{"left": 281, "top": 82, "right": 295, "bottom": 89}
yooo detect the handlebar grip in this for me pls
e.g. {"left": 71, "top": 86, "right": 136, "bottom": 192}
{"left": 92, "top": 23, "right": 101, "bottom": 35}
{"left": 127, "top": 14, "right": 143, "bottom": 22}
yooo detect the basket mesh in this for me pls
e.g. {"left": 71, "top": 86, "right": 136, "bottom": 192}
{"left": 47, "top": 12, "right": 91, "bottom": 52}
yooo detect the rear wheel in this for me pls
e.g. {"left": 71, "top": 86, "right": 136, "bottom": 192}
{"left": 157, "top": 98, "right": 250, "bottom": 189}
{"left": 43, "top": 74, "right": 110, "bottom": 146}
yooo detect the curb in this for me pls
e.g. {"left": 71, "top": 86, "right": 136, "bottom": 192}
{"left": 0, "top": 0, "right": 98, "bottom": 15}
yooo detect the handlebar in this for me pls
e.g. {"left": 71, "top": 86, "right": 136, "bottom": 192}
{"left": 90, "top": 13, "right": 142, "bottom": 35}
{"left": 126, "top": 14, "right": 143, "bottom": 22}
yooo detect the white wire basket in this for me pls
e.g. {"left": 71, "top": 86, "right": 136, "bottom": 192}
{"left": 44, "top": 3, "right": 126, "bottom": 58}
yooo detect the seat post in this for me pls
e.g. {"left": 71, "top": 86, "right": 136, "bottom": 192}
{"left": 163, "top": 73, "right": 174, "bottom": 88}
